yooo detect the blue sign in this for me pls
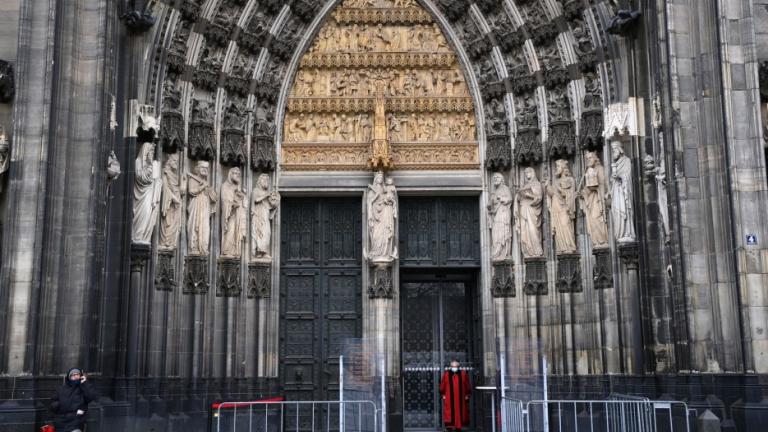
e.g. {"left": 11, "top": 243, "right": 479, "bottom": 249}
{"left": 746, "top": 234, "right": 758, "bottom": 246}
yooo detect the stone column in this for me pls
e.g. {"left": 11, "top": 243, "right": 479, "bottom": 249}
{"left": 128, "top": 243, "right": 151, "bottom": 377}
{"left": 618, "top": 243, "right": 642, "bottom": 374}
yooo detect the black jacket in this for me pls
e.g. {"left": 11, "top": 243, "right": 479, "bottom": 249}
{"left": 49, "top": 376, "right": 99, "bottom": 432}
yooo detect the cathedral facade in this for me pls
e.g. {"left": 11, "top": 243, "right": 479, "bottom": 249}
{"left": 1, "top": 0, "right": 768, "bottom": 430}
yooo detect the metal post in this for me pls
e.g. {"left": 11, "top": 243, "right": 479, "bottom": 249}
{"left": 340, "top": 355, "right": 345, "bottom": 432}
{"left": 542, "top": 356, "right": 549, "bottom": 432}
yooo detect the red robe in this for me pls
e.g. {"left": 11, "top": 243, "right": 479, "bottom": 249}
{"left": 439, "top": 370, "right": 471, "bottom": 429}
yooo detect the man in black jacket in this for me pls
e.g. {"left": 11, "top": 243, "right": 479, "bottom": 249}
{"left": 50, "top": 368, "right": 99, "bottom": 432}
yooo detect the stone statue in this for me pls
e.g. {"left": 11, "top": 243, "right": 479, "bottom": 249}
{"left": 610, "top": 141, "right": 636, "bottom": 243}
{"left": 545, "top": 159, "right": 577, "bottom": 254}
{"left": 487, "top": 173, "right": 512, "bottom": 262}
{"left": 251, "top": 173, "right": 280, "bottom": 259}
{"left": 187, "top": 161, "right": 217, "bottom": 255}
{"left": 579, "top": 151, "right": 609, "bottom": 248}
{"left": 644, "top": 154, "right": 670, "bottom": 242}
{"left": 159, "top": 154, "right": 184, "bottom": 250}
{"left": 132, "top": 141, "right": 162, "bottom": 244}
{"left": 515, "top": 167, "right": 544, "bottom": 258}
{"left": 367, "top": 172, "right": 398, "bottom": 262}
{"left": 221, "top": 167, "right": 247, "bottom": 257}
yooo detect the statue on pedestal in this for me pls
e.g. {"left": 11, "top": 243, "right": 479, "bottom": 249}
{"left": 251, "top": 173, "right": 280, "bottom": 259}
{"left": 610, "top": 142, "right": 636, "bottom": 243}
{"left": 545, "top": 159, "right": 577, "bottom": 254}
{"left": 187, "top": 161, "right": 217, "bottom": 255}
{"left": 221, "top": 167, "right": 247, "bottom": 258}
{"left": 132, "top": 141, "right": 162, "bottom": 244}
{"left": 487, "top": 172, "right": 512, "bottom": 262}
{"left": 367, "top": 171, "right": 398, "bottom": 262}
{"left": 515, "top": 167, "right": 544, "bottom": 258}
{"left": 579, "top": 151, "right": 609, "bottom": 249}
{"left": 159, "top": 154, "right": 184, "bottom": 250}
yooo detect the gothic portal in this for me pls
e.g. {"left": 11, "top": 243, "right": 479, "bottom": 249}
{"left": 3, "top": 0, "right": 768, "bottom": 430}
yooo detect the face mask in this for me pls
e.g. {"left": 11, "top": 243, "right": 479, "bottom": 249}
{"left": 451, "top": 367, "right": 458, "bottom": 372}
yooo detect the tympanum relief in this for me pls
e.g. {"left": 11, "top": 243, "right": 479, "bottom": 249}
{"left": 283, "top": 0, "right": 478, "bottom": 171}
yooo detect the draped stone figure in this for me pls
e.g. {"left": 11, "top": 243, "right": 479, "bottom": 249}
{"left": 579, "top": 152, "right": 609, "bottom": 248}
{"left": 221, "top": 167, "right": 247, "bottom": 258}
{"left": 367, "top": 172, "right": 398, "bottom": 262}
{"left": 187, "top": 161, "right": 217, "bottom": 255}
{"left": 251, "top": 174, "right": 280, "bottom": 259}
{"left": 610, "top": 142, "right": 636, "bottom": 243}
{"left": 159, "top": 154, "right": 184, "bottom": 250}
{"left": 487, "top": 173, "right": 513, "bottom": 262}
{"left": 545, "top": 160, "right": 577, "bottom": 254}
{"left": 515, "top": 167, "right": 544, "bottom": 258}
{"left": 132, "top": 142, "right": 162, "bottom": 244}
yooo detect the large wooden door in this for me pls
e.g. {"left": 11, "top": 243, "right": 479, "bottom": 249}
{"left": 280, "top": 198, "right": 363, "bottom": 402}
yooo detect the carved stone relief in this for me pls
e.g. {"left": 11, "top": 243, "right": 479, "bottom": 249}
{"left": 193, "top": 46, "right": 224, "bottom": 91}
{"left": 283, "top": 0, "right": 478, "bottom": 171}
{"left": 155, "top": 250, "right": 177, "bottom": 291}
{"left": 221, "top": 100, "right": 247, "bottom": 167}
{"left": 644, "top": 154, "right": 670, "bottom": 242}
{"left": 189, "top": 98, "right": 216, "bottom": 161}
{"left": 248, "top": 261, "right": 272, "bottom": 298}
{"left": 160, "top": 81, "right": 184, "bottom": 152}
{"left": 491, "top": 262, "right": 515, "bottom": 297}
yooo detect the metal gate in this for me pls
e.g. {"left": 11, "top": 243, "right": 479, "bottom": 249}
{"left": 280, "top": 198, "right": 363, "bottom": 402}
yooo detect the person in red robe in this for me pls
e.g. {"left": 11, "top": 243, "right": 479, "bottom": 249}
{"left": 439, "top": 359, "right": 471, "bottom": 431}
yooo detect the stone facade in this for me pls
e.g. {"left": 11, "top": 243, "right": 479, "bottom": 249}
{"left": 1, "top": 0, "right": 768, "bottom": 431}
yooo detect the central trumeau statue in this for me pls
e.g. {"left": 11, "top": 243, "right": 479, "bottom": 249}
{"left": 283, "top": 0, "right": 478, "bottom": 171}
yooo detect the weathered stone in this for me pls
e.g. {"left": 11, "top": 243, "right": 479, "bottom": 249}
{"left": 557, "top": 254, "right": 582, "bottom": 293}
{"left": 369, "top": 263, "right": 394, "bottom": 299}
{"left": 524, "top": 257, "right": 547, "bottom": 295}
{"left": 217, "top": 257, "right": 242, "bottom": 297}
{"left": 491, "top": 261, "right": 515, "bottom": 297}
{"left": 155, "top": 250, "right": 177, "bottom": 291}
{"left": 184, "top": 255, "right": 210, "bottom": 295}
{"left": 593, "top": 248, "right": 613, "bottom": 289}
{"left": 248, "top": 261, "right": 272, "bottom": 298}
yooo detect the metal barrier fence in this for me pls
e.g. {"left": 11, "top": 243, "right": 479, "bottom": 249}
{"left": 214, "top": 400, "right": 379, "bottom": 432}
{"left": 500, "top": 398, "right": 692, "bottom": 432}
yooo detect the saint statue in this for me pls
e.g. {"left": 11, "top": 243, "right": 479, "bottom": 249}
{"left": 187, "top": 161, "right": 217, "bottom": 255}
{"left": 514, "top": 167, "right": 544, "bottom": 258}
{"left": 220, "top": 167, "right": 247, "bottom": 258}
{"left": 579, "top": 151, "right": 609, "bottom": 248}
{"left": 487, "top": 173, "right": 512, "bottom": 261}
{"left": 132, "top": 141, "right": 162, "bottom": 244}
{"left": 251, "top": 174, "right": 280, "bottom": 259}
{"left": 545, "top": 159, "right": 577, "bottom": 254}
{"left": 367, "top": 172, "right": 398, "bottom": 262}
{"left": 610, "top": 142, "right": 636, "bottom": 243}
{"left": 158, "top": 154, "right": 184, "bottom": 250}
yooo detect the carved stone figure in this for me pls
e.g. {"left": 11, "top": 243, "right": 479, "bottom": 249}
{"left": 644, "top": 154, "right": 670, "bottom": 242}
{"left": 545, "top": 159, "right": 577, "bottom": 254}
{"left": 488, "top": 173, "right": 513, "bottom": 262}
{"left": 159, "top": 154, "right": 184, "bottom": 250}
{"left": 187, "top": 161, "right": 218, "bottom": 255}
{"left": 221, "top": 167, "right": 247, "bottom": 257}
{"left": 579, "top": 151, "right": 609, "bottom": 248}
{"left": 367, "top": 172, "right": 398, "bottom": 262}
{"left": 251, "top": 174, "right": 280, "bottom": 259}
{"left": 515, "top": 167, "right": 544, "bottom": 258}
{"left": 610, "top": 142, "right": 636, "bottom": 243}
{"left": 132, "top": 142, "right": 162, "bottom": 244}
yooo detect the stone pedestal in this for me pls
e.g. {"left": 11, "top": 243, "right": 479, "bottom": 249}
{"left": 217, "top": 257, "right": 242, "bottom": 297}
{"left": 369, "top": 261, "right": 394, "bottom": 299}
{"left": 593, "top": 247, "right": 613, "bottom": 289}
{"left": 556, "top": 254, "right": 582, "bottom": 293}
{"left": 491, "top": 259, "right": 515, "bottom": 297}
{"left": 248, "top": 260, "right": 272, "bottom": 298}
{"left": 524, "top": 257, "right": 547, "bottom": 295}
{"left": 184, "top": 255, "right": 209, "bottom": 295}
{"left": 155, "top": 249, "right": 177, "bottom": 291}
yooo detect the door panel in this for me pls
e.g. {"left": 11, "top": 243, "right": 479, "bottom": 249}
{"left": 280, "top": 198, "right": 362, "bottom": 403}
